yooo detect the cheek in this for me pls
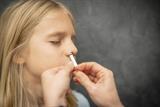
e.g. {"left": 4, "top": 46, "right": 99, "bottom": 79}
{"left": 25, "top": 42, "right": 63, "bottom": 77}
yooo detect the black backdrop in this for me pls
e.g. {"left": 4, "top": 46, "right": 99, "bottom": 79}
{"left": 0, "top": 0, "right": 160, "bottom": 107}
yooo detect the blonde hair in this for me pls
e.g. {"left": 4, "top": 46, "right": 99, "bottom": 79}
{"left": 0, "top": 0, "right": 77, "bottom": 107}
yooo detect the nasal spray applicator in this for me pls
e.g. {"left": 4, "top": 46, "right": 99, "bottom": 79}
{"left": 68, "top": 52, "right": 80, "bottom": 84}
{"left": 69, "top": 52, "right": 88, "bottom": 85}
{"left": 69, "top": 53, "right": 78, "bottom": 67}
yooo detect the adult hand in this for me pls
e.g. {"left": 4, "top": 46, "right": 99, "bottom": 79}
{"left": 73, "top": 62, "right": 123, "bottom": 107}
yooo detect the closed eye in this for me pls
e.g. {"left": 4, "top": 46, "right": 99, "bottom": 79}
{"left": 50, "top": 41, "right": 61, "bottom": 45}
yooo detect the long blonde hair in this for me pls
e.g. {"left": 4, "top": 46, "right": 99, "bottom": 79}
{"left": 0, "top": 0, "right": 77, "bottom": 107}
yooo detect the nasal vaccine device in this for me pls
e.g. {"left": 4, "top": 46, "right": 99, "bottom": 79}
{"left": 69, "top": 53, "right": 78, "bottom": 67}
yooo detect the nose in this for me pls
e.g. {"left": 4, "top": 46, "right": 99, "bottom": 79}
{"left": 65, "top": 41, "right": 78, "bottom": 57}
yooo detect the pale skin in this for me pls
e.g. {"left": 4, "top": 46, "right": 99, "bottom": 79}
{"left": 73, "top": 62, "right": 124, "bottom": 107}
{"left": 22, "top": 10, "right": 78, "bottom": 106}
{"left": 20, "top": 9, "right": 123, "bottom": 107}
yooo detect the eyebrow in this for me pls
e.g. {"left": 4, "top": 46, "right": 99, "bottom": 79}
{"left": 48, "top": 31, "right": 76, "bottom": 39}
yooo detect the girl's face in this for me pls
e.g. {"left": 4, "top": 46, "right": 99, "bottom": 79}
{"left": 23, "top": 10, "right": 78, "bottom": 79}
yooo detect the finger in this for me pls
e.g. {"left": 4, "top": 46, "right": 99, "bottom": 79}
{"left": 73, "top": 77, "right": 80, "bottom": 84}
{"left": 74, "top": 62, "right": 108, "bottom": 77}
{"left": 88, "top": 75, "right": 99, "bottom": 83}
{"left": 74, "top": 71, "right": 95, "bottom": 91}
{"left": 41, "top": 66, "right": 63, "bottom": 78}
{"left": 88, "top": 75, "right": 95, "bottom": 81}
{"left": 73, "top": 71, "right": 96, "bottom": 82}
{"left": 60, "top": 61, "right": 74, "bottom": 76}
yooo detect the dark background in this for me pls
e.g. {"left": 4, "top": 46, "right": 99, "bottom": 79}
{"left": 1, "top": 0, "right": 160, "bottom": 107}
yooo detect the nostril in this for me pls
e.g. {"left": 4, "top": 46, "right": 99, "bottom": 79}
{"left": 66, "top": 48, "right": 78, "bottom": 57}
{"left": 67, "top": 51, "right": 73, "bottom": 56}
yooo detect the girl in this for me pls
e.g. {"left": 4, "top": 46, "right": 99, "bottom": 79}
{"left": 0, "top": 0, "right": 123, "bottom": 107}
{"left": 0, "top": 0, "right": 79, "bottom": 106}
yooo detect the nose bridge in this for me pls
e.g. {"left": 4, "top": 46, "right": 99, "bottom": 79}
{"left": 70, "top": 40, "right": 78, "bottom": 55}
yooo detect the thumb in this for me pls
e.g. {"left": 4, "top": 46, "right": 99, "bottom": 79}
{"left": 73, "top": 71, "right": 95, "bottom": 91}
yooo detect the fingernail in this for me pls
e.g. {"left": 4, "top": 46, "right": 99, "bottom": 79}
{"left": 73, "top": 77, "right": 79, "bottom": 84}
{"left": 75, "top": 78, "right": 80, "bottom": 84}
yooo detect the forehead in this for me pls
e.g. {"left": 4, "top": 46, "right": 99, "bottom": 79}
{"left": 33, "top": 10, "right": 75, "bottom": 37}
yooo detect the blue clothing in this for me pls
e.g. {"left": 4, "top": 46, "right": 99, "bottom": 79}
{"left": 72, "top": 90, "right": 90, "bottom": 107}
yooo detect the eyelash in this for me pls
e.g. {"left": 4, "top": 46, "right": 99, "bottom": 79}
{"left": 50, "top": 37, "right": 76, "bottom": 45}
{"left": 50, "top": 41, "right": 61, "bottom": 45}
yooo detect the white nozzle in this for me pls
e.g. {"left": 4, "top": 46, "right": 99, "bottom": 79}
{"left": 69, "top": 54, "right": 78, "bottom": 67}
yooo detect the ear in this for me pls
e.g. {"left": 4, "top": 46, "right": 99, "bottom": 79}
{"left": 15, "top": 57, "right": 25, "bottom": 64}
{"left": 13, "top": 54, "right": 25, "bottom": 64}
{"left": 13, "top": 47, "right": 28, "bottom": 64}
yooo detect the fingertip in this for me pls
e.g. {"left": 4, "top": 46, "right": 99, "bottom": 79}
{"left": 72, "top": 71, "right": 77, "bottom": 77}
{"left": 73, "top": 66, "right": 77, "bottom": 70}
{"left": 75, "top": 78, "right": 80, "bottom": 84}
{"left": 66, "top": 61, "right": 74, "bottom": 70}
{"left": 73, "top": 77, "right": 80, "bottom": 84}
{"left": 73, "top": 65, "right": 81, "bottom": 71}
{"left": 73, "top": 71, "right": 83, "bottom": 79}
{"left": 74, "top": 62, "right": 89, "bottom": 71}
{"left": 72, "top": 68, "right": 78, "bottom": 73}
{"left": 74, "top": 71, "right": 95, "bottom": 90}
{"left": 68, "top": 61, "right": 73, "bottom": 66}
